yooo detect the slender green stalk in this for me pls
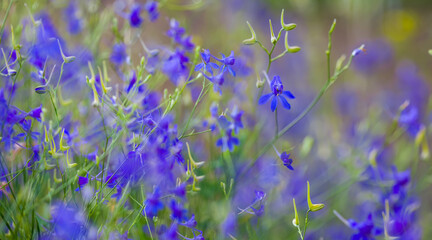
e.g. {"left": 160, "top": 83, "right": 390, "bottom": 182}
{"left": 0, "top": 0, "right": 14, "bottom": 45}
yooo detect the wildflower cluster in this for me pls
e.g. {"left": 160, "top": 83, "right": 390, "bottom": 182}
{"left": 0, "top": 1, "right": 430, "bottom": 239}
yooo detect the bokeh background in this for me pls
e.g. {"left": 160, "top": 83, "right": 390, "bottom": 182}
{"left": 1, "top": 0, "right": 432, "bottom": 239}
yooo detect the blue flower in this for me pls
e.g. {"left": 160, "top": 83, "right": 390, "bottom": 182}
{"left": 216, "top": 129, "right": 239, "bottom": 152}
{"left": 167, "top": 19, "right": 185, "bottom": 43}
{"left": 280, "top": 152, "right": 294, "bottom": 170}
{"left": 144, "top": 187, "right": 164, "bottom": 218}
{"left": 258, "top": 75, "right": 295, "bottom": 112}
{"left": 130, "top": 5, "right": 143, "bottom": 28}
{"left": 170, "top": 199, "right": 188, "bottom": 222}
{"left": 63, "top": 0, "right": 83, "bottom": 34}
{"left": 213, "top": 51, "right": 236, "bottom": 76}
{"left": 230, "top": 107, "right": 244, "bottom": 135}
{"left": 110, "top": 43, "right": 128, "bottom": 65}
{"left": 195, "top": 49, "right": 219, "bottom": 75}
{"left": 145, "top": 1, "right": 159, "bottom": 22}
{"left": 348, "top": 213, "right": 382, "bottom": 240}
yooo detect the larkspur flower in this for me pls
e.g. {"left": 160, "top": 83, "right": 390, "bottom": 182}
{"left": 280, "top": 152, "right": 294, "bottom": 170}
{"left": 348, "top": 213, "right": 383, "bottom": 240}
{"left": 130, "top": 5, "right": 143, "bottom": 28}
{"left": 258, "top": 75, "right": 295, "bottom": 112}
{"left": 216, "top": 129, "right": 239, "bottom": 152}
{"left": 212, "top": 51, "right": 236, "bottom": 76}
{"left": 194, "top": 49, "right": 219, "bottom": 74}
{"left": 144, "top": 187, "right": 164, "bottom": 218}
{"left": 145, "top": 1, "right": 159, "bottom": 22}
{"left": 230, "top": 107, "right": 244, "bottom": 135}
{"left": 110, "top": 43, "right": 128, "bottom": 66}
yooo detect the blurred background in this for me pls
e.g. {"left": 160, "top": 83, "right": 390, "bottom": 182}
{"left": 2, "top": 0, "right": 432, "bottom": 239}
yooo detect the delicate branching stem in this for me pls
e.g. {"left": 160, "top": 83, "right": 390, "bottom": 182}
{"left": 0, "top": 0, "right": 14, "bottom": 45}
{"left": 240, "top": 19, "right": 354, "bottom": 177}
{"left": 303, "top": 210, "right": 311, "bottom": 238}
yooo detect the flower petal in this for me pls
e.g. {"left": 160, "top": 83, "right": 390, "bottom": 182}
{"left": 271, "top": 96, "right": 278, "bottom": 112}
{"left": 258, "top": 93, "right": 273, "bottom": 105}
{"left": 279, "top": 95, "right": 291, "bottom": 110}
{"left": 283, "top": 90, "right": 295, "bottom": 99}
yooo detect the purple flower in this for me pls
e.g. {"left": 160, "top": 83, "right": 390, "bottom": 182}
{"left": 195, "top": 49, "right": 219, "bottom": 75}
{"left": 167, "top": 19, "right": 185, "bottom": 43}
{"left": 213, "top": 51, "right": 235, "bottom": 77}
{"left": 230, "top": 107, "right": 243, "bottom": 135}
{"left": 216, "top": 129, "right": 239, "bottom": 152}
{"left": 144, "top": 187, "right": 164, "bottom": 218}
{"left": 145, "top": 1, "right": 159, "bottom": 21}
{"left": 130, "top": 5, "right": 143, "bottom": 28}
{"left": 258, "top": 75, "right": 295, "bottom": 112}
{"left": 280, "top": 152, "right": 294, "bottom": 170}
{"left": 110, "top": 43, "right": 128, "bottom": 65}
{"left": 170, "top": 200, "right": 188, "bottom": 222}
{"left": 63, "top": 0, "right": 83, "bottom": 34}
{"left": 348, "top": 213, "right": 382, "bottom": 240}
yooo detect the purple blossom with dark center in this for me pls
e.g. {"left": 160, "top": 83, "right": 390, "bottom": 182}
{"left": 212, "top": 51, "right": 235, "bottom": 77}
{"left": 76, "top": 175, "right": 89, "bottom": 191}
{"left": 258, "top": 75, "right": 295, "bottom": 112}
{"left": 129, "top": 5, "right": 143, "bottom": 28}
{"left": 348, "top": 213, "right": 382, "bottom": 240}
{"left": 170, "top": 199, "right": 188, "bottom": 222}
{"left": 28, "top": 104, "right": 43, "bottom": 121}
{"left": 280, "top": 152, "right": 294, "bottom": 170}
{"left": 110, "top": 43, "right": 128, "bottom": 65}
{"left": 145, "top": 1, "right": 159, "bottom": 21}
{"left": 202, "top": 71, "right": 224, "bottom": 94}
{"left": 230, "top": 107, "right": 243, "bottom": 135}
{"left": 144, "top": 187, "right": 164, "bottom": 218}
{"left": 63, "top": 0, "right": 83, "bottom": 34}
{"left": 167, "top": 19, "right": 185, "bottom": 43}
{"left": 216, "top": 129, "right": 239, "bottom": 152}
{"left": 195, "top": 49, "right": 219, "bottom": 75}
{"left": 162, "top": 48, "right": 189, "bottom": 84}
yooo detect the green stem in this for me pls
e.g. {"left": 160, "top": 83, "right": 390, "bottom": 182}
{"left": 0, "top": 0, "right": 14, "bottom": 45}
{"left": 303, "top": 210, "right": 311, "bottom": 237}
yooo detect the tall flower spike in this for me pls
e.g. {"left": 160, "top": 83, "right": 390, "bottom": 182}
{"left": 307, "top": 181, "right": 324, "bottom": 212}
{"left": 280, "top": 9, "right": 296, "bottom": 31}
{"left": 292, "top": 198, "right": 299, "bottom": 226}
{"left": 269, "top": 19, "right": 277, "bottom": 44}
{"left": 243, "top": 21, "right": 257, "bottom": 45}
{"left": 284, "top": 32, "right": 301, "bottom": 53}
{"left": 57, "top": 39, "right": 75, "bottom": 63}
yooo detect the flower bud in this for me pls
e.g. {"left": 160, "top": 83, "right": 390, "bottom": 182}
{"left": 35, "top": 86, "right": 47, "bottom": 94}
{"left": 292, "top": 198, "right": 300, "bottom": 226}
{"left": 243, "top": 21, "right": 257, "bottom": 45}
{"left": 57, "top": 39, "right": 76, "bottom": 63}
{"left": 307, "top": 181, "right": 325, "bottom": 212}
{"left": 284, "top": 32, "right": 301, "bottom": 53}
{"left": 269, "top": 19, "right": 277, "bottom": 44}
{"left": 280, "top": 9, "right": 296, "bottom": 31}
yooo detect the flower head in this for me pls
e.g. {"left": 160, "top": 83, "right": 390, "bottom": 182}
{"left": 280, "top": 152, "right": 294, "bottom": 170}
{"left": 130, "top": 5, "right": 143, "bottom": 28}
{"left": 258, "top": 75, "right": 295, "bottom": 112}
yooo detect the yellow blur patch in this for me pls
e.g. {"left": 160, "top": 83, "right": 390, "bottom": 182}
{"left": 382, "top": 10, "right": 418, "bottom": 43}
